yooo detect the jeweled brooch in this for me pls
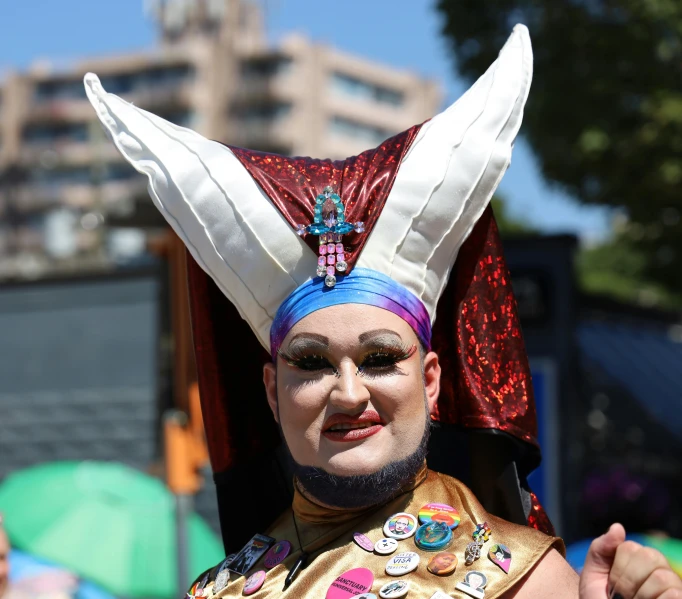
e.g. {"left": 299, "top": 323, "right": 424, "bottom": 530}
{"left": 296, "top": 185, "right": 364, "bottom": 288}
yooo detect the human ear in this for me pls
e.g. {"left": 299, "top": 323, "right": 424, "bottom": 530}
{"left": 422, "top": 351, "right": 441, "bottom": 416}
{"left": 262, "top": 362, "right": 279, "bottom": 423}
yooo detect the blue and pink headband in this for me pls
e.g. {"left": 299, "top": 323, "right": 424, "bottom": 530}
{"left": 270, "top": 267, "right": 432, "bottom": 358}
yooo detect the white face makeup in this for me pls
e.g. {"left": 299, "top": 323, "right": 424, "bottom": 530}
{"left": 263, "top": 304, "right": 440, "bottom": 477}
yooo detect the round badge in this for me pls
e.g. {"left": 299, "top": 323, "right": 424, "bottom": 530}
{"left": 383, "top": 512, "right": 418, "bottom": 539}
{"left": 385, "top": 552, "right": 420, "bottom": 576}
{"left": 354, "top": 595, "right": 378, "bottom": 599}
{"left": 379, "top": 580, "right": 410, "bottom": 599}
{"left": 325, "top": 568, "right": 374, "bottom": 599}
{"left": 353, "top": 532, "right": 375, "bottom": 553}
{"left": 374, "top": 538, "right": 399, "bottom": 555}
{"left": 263, "top": 540, "right": 291, "bottom": 569}
{"left": 414, "top": 521, "right": 453, "bottom": 551}
{"left": 418, "top": 503, "right": 460, "bottom": 529}
{"left": 242, "top": 570, "right": 266, "bottom": 596}
{"left": 426, "top": 552, "right": 458, "bottom": 576}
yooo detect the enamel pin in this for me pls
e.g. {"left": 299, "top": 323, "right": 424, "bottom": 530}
{"left": 464, "top": 522, "right": 491, "bottom": 566}
{"left": 488, "top": 543, "right": 512, "bottom": 574}
{"left": 455, "top": 571, "right": 488, "bottom": 599}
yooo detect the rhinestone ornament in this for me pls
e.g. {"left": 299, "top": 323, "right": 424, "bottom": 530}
{"left": 295, "top": 186, "right": 364, "bottom": 287}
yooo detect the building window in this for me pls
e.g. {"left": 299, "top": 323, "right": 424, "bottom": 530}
{"left": 29, "top": 163, "right": 139, "bottom": 188}
{"left": 330, "top": 73, "right": 404, "bottom": 107}
{"left": 34, "top": 80, "right": 85, "bottom": 103}
{"left": 237, "top": 102, "right": 291, "bottom": 124}
{"left": 329, "top": 115, "right": 393, "bottom": 145}
{"left": 104, "top": 163, "right": 139, "bottom": 182}
{"left": 23, "top": 122, "right": 89, "bottom": 144}
{"left": 240, "top": 56, "right": 292, "bottom": 80}
{"left": 30, "top": 166, "right": 92, "bottom": 187}
{"left": 98, "top": 64, "right": 194, "bottom": 95}
{"left": 33, "top": 65, "right": 194, "bottom": 103}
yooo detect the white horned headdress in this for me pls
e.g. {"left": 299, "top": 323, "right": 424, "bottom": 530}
{"left": 84, "top": 25, "right": 532, "bottom": 355}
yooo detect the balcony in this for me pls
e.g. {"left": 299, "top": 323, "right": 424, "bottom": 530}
{"left": 28, "top": 77, "right": 194, "bottom": 122}
{"left": 10, "top": 177, "right": 148, "bottom": 213}
{"left": 19, "top": 141, "right": 123, "bottom": 167}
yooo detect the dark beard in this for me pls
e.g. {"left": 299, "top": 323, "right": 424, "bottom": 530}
{"left": 288, "top": 418, "right": 431, "bottom": 509}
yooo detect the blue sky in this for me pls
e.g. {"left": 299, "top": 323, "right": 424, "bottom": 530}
{"left": 0, "top": 0, "right": 611, "bottom": 240}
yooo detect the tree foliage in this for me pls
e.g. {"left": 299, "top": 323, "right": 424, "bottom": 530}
{"left": 436, "top": 0, "right": 682, "bottom": 301}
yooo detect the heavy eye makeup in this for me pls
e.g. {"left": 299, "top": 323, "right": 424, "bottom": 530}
{"left": 356, "top": 341, "right": 417, "bottom": 378}
{"left": 278, "top": 338, "right": 416, "bottom": 377}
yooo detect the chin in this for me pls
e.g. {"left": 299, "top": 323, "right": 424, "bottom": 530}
{"left": 321, "top": 443, "right": 392, "bottom": 476}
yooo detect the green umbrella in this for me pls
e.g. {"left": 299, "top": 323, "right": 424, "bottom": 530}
{"left": 0, "top": 461, "right": 224, "bottom": 599}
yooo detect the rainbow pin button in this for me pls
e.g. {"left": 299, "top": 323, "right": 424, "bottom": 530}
{"left": 418, "top": 503, "right": 461, "bottom": 530}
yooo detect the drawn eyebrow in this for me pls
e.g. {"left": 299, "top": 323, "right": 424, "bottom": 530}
{"left": 357, "top": 329, "right": 403, "bottom": 344}
{"left": 284, "top": 332, "right": 329, "bottom": 352}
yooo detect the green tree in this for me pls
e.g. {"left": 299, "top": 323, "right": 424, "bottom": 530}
{"left": 436, "top": 0, "right": 682, "bottom": 303}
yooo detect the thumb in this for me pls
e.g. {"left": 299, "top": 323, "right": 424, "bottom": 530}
{"left": 583, "top": 523, "right": 627, "bottom": 576}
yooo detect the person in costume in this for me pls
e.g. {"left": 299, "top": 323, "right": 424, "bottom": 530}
{"left": 84, "top": 24, "right": 682, "bottom": 599}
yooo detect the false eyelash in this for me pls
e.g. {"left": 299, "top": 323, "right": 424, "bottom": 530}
{"left": 277, "top": 349, "right": 334, "bottom": 371}
{"left": 356, "top": 343, "right": 417, "bottom": 378}
{"left": 278, "top": 342, "right": 417, "bottom": 375}
{"left": 359, "top": 342, "right": 417, "bottom": 364}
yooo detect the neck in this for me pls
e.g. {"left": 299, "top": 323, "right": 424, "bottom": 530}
{"left": 293, "top": 461, "right": 428, "bottom": 527}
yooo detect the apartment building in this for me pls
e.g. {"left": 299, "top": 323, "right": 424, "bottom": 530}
{"left": 0, "top": 0, "right": 440, "bottom": 278}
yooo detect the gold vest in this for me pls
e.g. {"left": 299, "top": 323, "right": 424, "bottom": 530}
{"left": 199, "top": 469, "right": 564, "bottom": 599}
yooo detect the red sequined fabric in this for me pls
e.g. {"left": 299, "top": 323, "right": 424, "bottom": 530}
{"left": 528, "top": 491, "right": 557, "bottom": 536}
{"left": 431, "top": 207, "right": 538, "bottom": 447}
{"left": 229, "top": 124, "right": 421, "bottom": 270}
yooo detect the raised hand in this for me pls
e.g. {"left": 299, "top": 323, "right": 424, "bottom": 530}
{"left": 580, "top": 524, "right": 682, "bottom": 599}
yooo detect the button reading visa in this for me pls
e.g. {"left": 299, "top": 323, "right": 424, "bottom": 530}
{"left": 385, "top": 552, "right": 420, "bottom": 576}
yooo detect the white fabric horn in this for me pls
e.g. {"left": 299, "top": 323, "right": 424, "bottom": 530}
{"left": 84, "top": 73, "right": 316, "bottom": 349}
{"left": 358, "top": 24, "right": 533, "bottom": 323}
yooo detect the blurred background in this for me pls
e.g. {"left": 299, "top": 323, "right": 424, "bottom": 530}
{"left": 0, "top": 0, "right": 681, "bottom": 596}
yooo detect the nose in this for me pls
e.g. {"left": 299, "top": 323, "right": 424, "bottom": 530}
{"left": 329, "top": 359, "right": 371, "bottom": 409}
